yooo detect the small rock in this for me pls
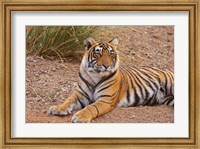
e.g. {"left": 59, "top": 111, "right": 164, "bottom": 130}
{"left": 52, "top": 98, "right": 57, "bottom": 102}
{"left": 41, "top": 99, "right": 46, "bottom": 103}
{"left": 26, "top": 91, "right": 30, "bottom": 94}
{"left": 130, "top": 115, "right": 135, "bottom": 118}
{"left": 131, "top": 52, "right": 135, "bottom": 55}
{"left": 52, "top": 67, "right": 56, "bottom": 71}
{"left": 35, "top": 74, "right": 39, "bottom": 77}
{"left": 167, "top": 32, "right": 173, "bottom": 35}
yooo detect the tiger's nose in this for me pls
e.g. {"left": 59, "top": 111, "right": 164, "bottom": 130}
{"left": 103, "top": 62, "right": 110, "bottom": 69}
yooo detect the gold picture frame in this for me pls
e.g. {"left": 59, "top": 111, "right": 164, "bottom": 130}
{"left": 0, "top": 0, "right": 199, "bottom": 148}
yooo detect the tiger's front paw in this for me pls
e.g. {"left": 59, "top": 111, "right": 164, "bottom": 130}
{"left": 71, "top": 110, "right": 93, "bottom": 123}
{"left": 48, "top": 104, "right": 72, "bottom": 116}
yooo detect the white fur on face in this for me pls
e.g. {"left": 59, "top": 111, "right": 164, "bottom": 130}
{"left": 94, "top": 46, "right": 103, "bottom": 53}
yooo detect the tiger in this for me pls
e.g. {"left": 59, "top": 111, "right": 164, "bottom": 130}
{"left": 48, "top": 37, "right": 174, "bottom": 123}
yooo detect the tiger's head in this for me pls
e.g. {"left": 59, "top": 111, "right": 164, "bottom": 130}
{"left": 81, "top": 37, "right": 119, "bottom": 75}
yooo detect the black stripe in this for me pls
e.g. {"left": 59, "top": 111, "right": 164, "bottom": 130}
{"left": 82, "top": 67, "right": 96, "bottom": 85}
{"left": 113, "top": 55, "right": 117, "bottom": 67}
{"left": 151, "top": 68, "right": 166, "bottom": 88}
{"left": 89, "top": 59, "right": 97, "bottom": 67}
{"left": 123, "top": 68, "right": 141, "bottom": 106}
{"left": 144, "top": 93, "right": 157, "bottom": 106}
{"left": 167, "top": 96, "right": 174, "bottom": 105}
{"left": 88, "top": 50, "right": 92, "bottom": 67}
{"left": 123, "top": 68, "right": 134, "bottom": 88}
{"left": 125, "top": 69, "right": 137, "bottom": 104}
{"left": 151, "top": 67, "right": 163, "bottom": 72}
{"left": 162, "top": 96, "right": 173, "bottom": 104}
{"left": 119, "top": 69, "right": 126, "bottom": 90}
{"left": 130, "top": 75, "right": 144, "bottom": 100}
{"left": 142, "top": 68, "right": 159, "bottom": 77}
{"left": 92, "top": 105, "right": 99, "bottom": 117}
{"left": 96, "top": 91, "right": 118, "bottom": 100}
{"left": 79, "top": 72, "right": 93, "bottom": 91}
{"left": 126, "top": 88, "right": 130, "bottom": 104}
{"left": 135, "top": 70, "right": 152, "bottom": 87}
{"left": 95, "top": 70, "right": 117, "bottom": 88}
{"left": 98, "top": 78, "right": 116, "bottom": 89}
{"left": 76, "top": 96, "right": 85, "bottom": 109}
{"left": 88, "top": 60, "right": 96, "bottom": 67}
{"left": 97, "top": 84, "right": 113, "bottom": 93}
{"left": 160, "top": 86, "right": 166, "bottom": 93}
{"left": 75, "top": 89, "right": 88, "bottom": 99}
{"left": 130, "top": 69, "right": 146, "bottom": 99}
{"left": 117, "top": 70, "right": 124, "bottom": 101}
{"left": 90, "top": 59, "right": 96, "bottom": 63}
{"left": 167, "top": 73, "right": 173, "bottom": 95}
{"left": 77, "top": 84, "right": 90, "bottom": 99}
{"left": 133, "top": 92, "right": 140, "bottom": 106}
{"left": 142, "top": 68, "right": 161, "bottom": 84}
{"left": 162, "top": 72, "right": 168, "bottom": 94}
{"left": 139, "top": 69, "right": 159, "bottom": 90}
{"left": 133, "top": 69, "right": 155, "bottom": 99}
{"left": 97, "top": 94, "right": 113, "bottom": 99}
{"left": 167, "top": 72, "right": 174, "bottom": 95}
{"left": 140, "top": 69, "right": 155, "bottom": 79}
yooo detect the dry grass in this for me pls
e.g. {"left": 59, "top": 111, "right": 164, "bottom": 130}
{"left": 26, "top": 26, "right": 98, "bottom": 58}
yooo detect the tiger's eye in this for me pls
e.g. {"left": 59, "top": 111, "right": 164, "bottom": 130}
{"left": 95, "top": 49, "right": 100, "bottom": 52}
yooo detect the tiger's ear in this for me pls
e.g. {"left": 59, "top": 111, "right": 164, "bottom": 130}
{"left": 109, "top": 37, "right": 119, "bottom": 47}
{"left": 84, "top": 37, "right": 97, "bottom": 50}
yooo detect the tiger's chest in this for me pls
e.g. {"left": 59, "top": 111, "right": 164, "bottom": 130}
{"left": 79, "top": 68, "right": 120, "bottom": 103}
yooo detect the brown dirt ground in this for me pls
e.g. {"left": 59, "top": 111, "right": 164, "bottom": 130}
{"left": 26, "top": 26, "right": 174, "bottom": 123}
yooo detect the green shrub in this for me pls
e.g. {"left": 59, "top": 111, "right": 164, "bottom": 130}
{"left": 26, "top": 26, "right": 98, "bottom": 58}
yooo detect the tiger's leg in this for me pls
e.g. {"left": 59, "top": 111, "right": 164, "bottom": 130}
{"left": 156, "top": 88, "right": 174, "bottom": 106}
{"left": 155, "top": 82, "right": 174, "bottom": 106}
{"left": 48, "top": 91, "right": 89, "bottom": 116}
{"left": 161, "top": 95, "right": 174, "bottom": 106}
{"left": 71, "top": 100, "right": 114, "bottom": 123}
